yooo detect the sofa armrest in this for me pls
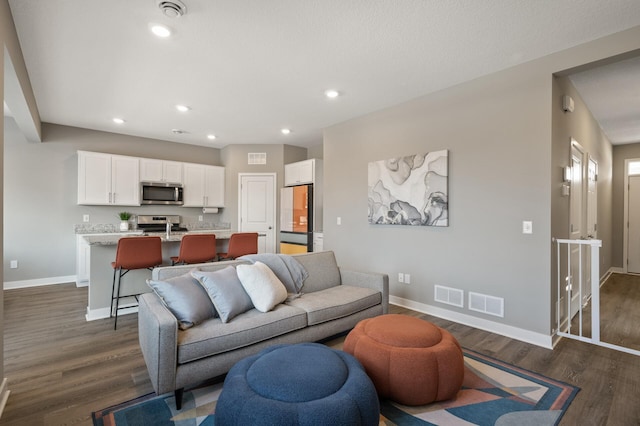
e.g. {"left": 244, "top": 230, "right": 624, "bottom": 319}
{"left": 138, "top": 292, "right": 179, "bottom": 396}
{"left": 339, "top": 269, "right": 389, "bottom": 314}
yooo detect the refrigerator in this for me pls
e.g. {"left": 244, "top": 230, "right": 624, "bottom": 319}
{"left": 280, "top": 184, "right": 313, "bottom": 253}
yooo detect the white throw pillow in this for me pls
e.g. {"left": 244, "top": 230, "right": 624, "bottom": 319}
{"left": 236, "top": 261, "right": 288, "bottom": 312}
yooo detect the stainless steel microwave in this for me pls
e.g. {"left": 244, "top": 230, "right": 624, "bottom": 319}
{"left": 140, "top": 181, "right": 184, "bottom": 205}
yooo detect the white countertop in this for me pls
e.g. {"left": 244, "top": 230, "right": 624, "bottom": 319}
{"left": 82, "top": 229, "right": 234, "bottom": 245}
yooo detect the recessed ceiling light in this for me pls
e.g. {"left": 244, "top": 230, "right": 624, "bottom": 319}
{"left": 281, "top": 128, "right": 291, "bottom": 135}
{"left": 112, "top": 117, "right": 125, "bottom": 124}
{"left": 207, "top": 134, "right": 217, "bottom": 140}
{"left": 325, "top": 89, "right": 340, "bottom": 99}
{"left": 150, "top": 24, "right": 172, "bottom": 38}
{"left": 175, "top": 104, "right": 191, "bottom": 112}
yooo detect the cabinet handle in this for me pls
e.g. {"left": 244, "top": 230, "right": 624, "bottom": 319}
{"left": 109, "top": 192, "right": 112, "bottom": 203}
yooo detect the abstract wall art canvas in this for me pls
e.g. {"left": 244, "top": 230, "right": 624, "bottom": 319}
{"left": 368, "top": 150, "right": 448, "bottom": 226}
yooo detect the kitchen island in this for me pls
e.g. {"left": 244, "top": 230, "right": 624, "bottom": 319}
{"left": 82, "top": 230, "right": 234, "bottom": 321}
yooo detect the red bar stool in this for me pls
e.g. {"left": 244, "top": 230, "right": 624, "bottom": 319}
{"left": 111, "top": 236, "right": 163, "bottom": 330}
{"left": 171, "top": 234, "right": 217, "bottom": 265}
{"left": 218, "top": 232, "right": 259, "bottom": 260}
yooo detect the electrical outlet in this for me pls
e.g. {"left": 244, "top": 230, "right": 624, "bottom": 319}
{"left": 522, "top": 220, "right": 533, "bottom": 234}
{"left": 10, "top": 260, "right": 18, "bottom": 269}
{"left": 405, "top": 274, "right": 411, "bottom": 284}
{"left": 337, "top": 217, "right": 342, "bottom": 225}
{"left": 83, "top": 214, "right": 90, "bottom": 222}
{"left": 198, "top": 215, "right": 203, "bottom": 222}
{"left": 398, "top": 272, "right": 404, "bottom": 283}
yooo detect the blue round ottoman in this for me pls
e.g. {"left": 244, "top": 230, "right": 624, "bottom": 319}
{"left": 215, "top": 343, "right": 380, "bottom": 426}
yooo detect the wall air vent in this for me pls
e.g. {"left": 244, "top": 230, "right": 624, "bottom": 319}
{"left": 469, "top": 292, "right": 504, "bottom": 317}
{"left": 248, "top": 153, "right": 267, "bottom": 165}
{"left": 434, "top": 285, "right": 464, "bottom": 308}
{"left": 157, "top": 0, "right": 187, "bottom": 18}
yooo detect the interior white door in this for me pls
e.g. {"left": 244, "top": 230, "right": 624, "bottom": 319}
{"left": 568, "top": 142, "right": 585, "bottom": 320}
{"left": 627, "top": 176, "right": 640, "bottom": 273}
{"left": 239, "top": 174, "right": 276, "bottom": 253}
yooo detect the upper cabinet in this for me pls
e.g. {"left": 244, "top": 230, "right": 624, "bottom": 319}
{"left": 284, "top": 159, "right": 315, "bottom": 186}
{"left": 182, "top": 163, "right": 225, "bottom": 207}
{"left": 78, "top": 151, "right": 225, "bottom": 207}
{"left": 78, "top": 151, "right": 140, "bottom": 206}
{"left": 140, "top": 159, "right": 183, "bottom": 184}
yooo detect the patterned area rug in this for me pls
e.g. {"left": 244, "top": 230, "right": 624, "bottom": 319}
{"left": 93, "top": 349, "right": 578, "bottom": 426}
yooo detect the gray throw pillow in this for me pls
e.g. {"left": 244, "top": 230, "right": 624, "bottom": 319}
{"left": 192, "top": 267, "right": 254, "bottom": 323}
{"left": 147, "top": 271, "right": 216, "bottom": 330}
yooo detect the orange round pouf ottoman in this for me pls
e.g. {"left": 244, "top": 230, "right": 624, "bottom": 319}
{"left": 343, "top": 314, "right": 464, "bottom": 406}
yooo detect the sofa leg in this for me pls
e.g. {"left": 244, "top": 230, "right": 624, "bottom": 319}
{"left": 175, "top": 388, "right": 184, "bottom": 410}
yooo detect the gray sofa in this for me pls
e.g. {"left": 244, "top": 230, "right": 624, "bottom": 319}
{"left": 138, "top": 250, "right": 389, "bottom": 408}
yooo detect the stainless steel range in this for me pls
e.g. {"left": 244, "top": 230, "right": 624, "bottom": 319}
{"left": 136, "top": 215, "right": 188, "bottom": 233}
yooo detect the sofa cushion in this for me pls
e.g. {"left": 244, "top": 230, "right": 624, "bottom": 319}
{"left": 147, "top": 271, "right": 216, "bottom": 330}
{"left": 192, "top": 267, "right": 254, "bottom": 323}
{"left": 237, "top": 261, "right": 288, "bottom": 312}
{"left": 238, "top": 254, "right": 308, "bottom": 294}
{"left": 291, "top": 251, "right": 342, "bottom": 293}
{"left": 177, "top": 304, "right": 307, "bottom": 364}
{"left": 286, "top": 285, "right": 381, "bottom": 326}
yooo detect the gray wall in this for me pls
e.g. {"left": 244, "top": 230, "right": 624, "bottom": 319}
{"left": 2, "top": 0, "right": 42, "bottom": 395}
{"left": 219, "top": 144, "right": 307, "bottom": 237}
{"left": 550, "top": 75, "right": 613, "bottom": 330}
{"left": 323, "top": 27, "right": 640, "bottom": 337}
{"left": 612, "top": 142, "right": 640, "bottom": 267}
{"left": 551, "top": 75, "right": 613, "bottom": 271}
{"left": 324, "top": 65, "right": 553, "bottom": 335}
{"left": 3, "top": 121, "right": 223, "bottom": 282}
{"left": 307, "top": 143, "right": 323, "bottom": 160}
{"left": 4, "top": 123, "right": 313, "bottom": 284}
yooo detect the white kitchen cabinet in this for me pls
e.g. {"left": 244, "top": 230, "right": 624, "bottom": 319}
{"left": 77, "top": 151, "right": 140, "bottom": 206}
{"left": 182, "top": 163, "right": 225, "bottom": 207}
{"left": 284, "top": 159, "right": 315, "bottom": 186}
{"left": 140, "top": 159, "right": 183, "bottom": 184}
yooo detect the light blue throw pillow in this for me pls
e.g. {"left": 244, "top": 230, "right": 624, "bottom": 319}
{"left": 192, "top": 266, "right": 254, "bottom": 323}
{"left": 147, "top": 271, "right": 216, "bottom": 330}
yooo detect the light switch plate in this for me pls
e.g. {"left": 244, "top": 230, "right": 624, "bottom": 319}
{"left": 522, "top": 221, "right": 533, "bottom": 234}
{"left": 337, "top": 217, "right": 342, "bottom": 225}
{"left": 83, "top": 214, "right": 90, "bottom": 222}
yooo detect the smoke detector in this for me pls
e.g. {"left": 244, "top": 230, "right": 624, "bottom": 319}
{"left": 157, "top": 0, "right": 187, "bottom": 18}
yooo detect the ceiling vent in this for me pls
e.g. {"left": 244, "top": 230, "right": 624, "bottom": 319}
{"left": 157, "top": 0, "right": 187, "bottom": 18}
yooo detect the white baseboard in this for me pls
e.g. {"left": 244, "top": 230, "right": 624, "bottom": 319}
{"left": 390, "top": 295, "right": 553, "bottom": 349}
{"left": 608, "top": 266, "right": 625, "bottom": 275}
{"left": 85, "top": 305, "right": 138, "bottom": 322}
{"left": 0, "top": 378, "right": 10, "bottom": 419}
{"left": 3, "top": 275, "right": 76, "bottom": 290}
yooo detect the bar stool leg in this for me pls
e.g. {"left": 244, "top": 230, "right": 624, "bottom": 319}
{"left": 110, "top": 267, "right": 117, "bottom": 318}
{"left": 113, "top": 267, "right": 123, "bottom": 330}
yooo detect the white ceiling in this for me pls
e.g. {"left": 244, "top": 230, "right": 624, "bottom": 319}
{"left": 569, "top": 55, "right": 640, "bottom": 145}
{"left": 8, "top": 0, "right": 640, "bottom": 148}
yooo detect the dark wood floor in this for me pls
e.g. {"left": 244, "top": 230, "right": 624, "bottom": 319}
{"left": 567, "top": 273, "right": 640, "bottom": 352}
{"left": 2, "top": 282, "right": 640, "bottom": 425}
